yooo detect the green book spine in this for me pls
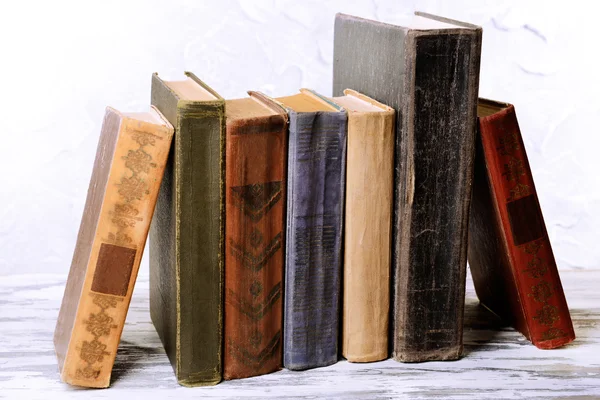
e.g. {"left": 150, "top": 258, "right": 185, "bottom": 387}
{"left": 149, "top": 72, "right": 225, "bottom": 386}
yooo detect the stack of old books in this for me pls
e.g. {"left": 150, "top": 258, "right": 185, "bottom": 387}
{"left": 53, "top": 12, "right": 575, "bottom": 388}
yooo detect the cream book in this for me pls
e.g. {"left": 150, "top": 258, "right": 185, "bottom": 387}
{"left": 330, "top": 89, "right": 394, "bottom": 362}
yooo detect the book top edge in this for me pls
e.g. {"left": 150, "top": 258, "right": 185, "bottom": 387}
{"left": 335, "top": 12, "right": 481, "bottom": 33}
{"left": 478, "top": 98, "right": 514, "bottom": 119}
{"left": 152, "top": 72, "right": 224, "bottom": 103}
{"left": 414, "top": 11, "right": 480, "bottom": 29}
{"left": 225, "top": 95, "right": 287, "bottom": 121}
{"left": 104, "top": 106, "right": 173, "bottom": 130}
{"left": 332, "top": 89, "right": 395, "bottom": 113}
{"left": 275, "top": 90, "right": 344, "bottom": 113}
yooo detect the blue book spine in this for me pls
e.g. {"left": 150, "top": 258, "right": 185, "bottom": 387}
{"left": 283, "top": 110, "right": 347, "bottom": 370}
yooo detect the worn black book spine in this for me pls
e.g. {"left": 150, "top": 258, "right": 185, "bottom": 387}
{"left": 333, "top": 13, "right": 482, "bottom": 362}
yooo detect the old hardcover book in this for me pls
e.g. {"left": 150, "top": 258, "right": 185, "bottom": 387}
{"left": 468, "top": 99, "right": 575, "bottom": 349}
{"left": 54, "top": 107, "right": 173, "bottom": 388}
{"left": 330, "top": 89, "right": 395, "bottom": 362}
{"left": 223, "top": 92, "right": 288, "bottom": 380}
{"left": 276, "top": 89, "right": 347, "bottom": 370}
{"left": 149, "top": 72, "right": 225, "bottom": 386}
{"left": 334, "top": 12, "right": 482, "bottom": 362}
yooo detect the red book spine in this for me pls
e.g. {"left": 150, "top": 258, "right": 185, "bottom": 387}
{"left": 480, "top": 105, "right": 575, "bottom": 349}
{"left": 223, "top": 113, "right": 287, "bottom": 379}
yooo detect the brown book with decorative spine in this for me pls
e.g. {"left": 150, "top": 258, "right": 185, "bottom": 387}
{"left": 468, "top": 99, "right": 575, "bottom": 349}
{"left": 54, "top": 107, "right": 174, "bottom": 388}
{"left": 223, "top": 92, "right": 288, "bottom": 380}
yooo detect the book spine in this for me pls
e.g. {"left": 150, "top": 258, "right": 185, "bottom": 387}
{"left": 149, "top": 75, "right": 226, "bottom": 386}
{"left": 149, "top": 79, "right": 181, "bottom": 383}
{"left": 224, "top": 114, "right": 287, "bottom": 379}
{"left": 343, "top": 110, "right": 394, "bottom": 362}
{"left": 176, "top": 103, "right": 225, "bottom": 385}
{"left": 284, "top": 111, "right": 347, "bottom": 370}
{"left": 393, "top": 31, "right": 481, "bottom": 362}
{"left": 467, "top": 132, "right": 529, "bottom": 337}
{"left": 480, "top": 106, "right": 575, "bottom": 348}
{"left": 61, "top": 112, "right": 173, "bottom": 387}
{"left": 54, "top": 109, "right": 121, "bottom": 374}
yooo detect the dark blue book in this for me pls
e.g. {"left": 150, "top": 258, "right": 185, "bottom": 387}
{"left": 276, "top": 90, "right": 347, "bottom": 370}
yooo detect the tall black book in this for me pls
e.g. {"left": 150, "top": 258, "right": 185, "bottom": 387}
{"left": 333, "top": 12, "right": 482, "bottom": 362}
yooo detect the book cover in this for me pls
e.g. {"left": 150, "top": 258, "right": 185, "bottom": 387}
{"left": 334, "top": 12, "right": 482, "bottom": 362}
{"left": 468, "top": 99, "right": 575, "bottom": 349}
{"left": 149, "top": 72, "right": 225, "bottom": 386}
{"left": 223, "top": 92, "right": 288, "bottom": 379}
{"left": 330, "top": 89, "right": 395, "bottom": 362}
{"left": 54, "top": 106, "right": 173, "bottom": 388}
{"left": 276, "top": 89, "right": 347, "bottom": 370}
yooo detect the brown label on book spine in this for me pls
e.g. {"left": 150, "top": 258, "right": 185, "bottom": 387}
{"left": 91, "top": 243, "right": 136, "bottom": 296}
{"left": 506, "top": 195, "right": 544, "bottom": 246}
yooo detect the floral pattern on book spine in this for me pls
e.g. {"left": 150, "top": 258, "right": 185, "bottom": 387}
{"left": 76, "top": 125, "right": 162, "bottom": 379}
{"left": 76, "top": 294, "right": 122, "bottom": 380}
{"left": 497, "top": 126, "right": 568, "bottom": 342}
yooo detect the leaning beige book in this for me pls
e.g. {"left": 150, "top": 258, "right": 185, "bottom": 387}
{"left": 331, "top": 89, "right": 394, "bottom": 362}
{"left": 54, "top": 106, "right": 174, "bottom": 387}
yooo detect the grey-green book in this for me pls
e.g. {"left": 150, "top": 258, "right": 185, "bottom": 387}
{"left": 149, "top": 72, "right": 225, "bottom": 386}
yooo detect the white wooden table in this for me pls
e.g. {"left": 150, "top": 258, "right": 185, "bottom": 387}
{"left": 1, "top": 270, "right": 599, "bottom": 399}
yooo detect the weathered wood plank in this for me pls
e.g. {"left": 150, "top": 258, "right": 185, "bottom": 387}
{"left": 1, "top": 270, "right": 598, "bottom": 399}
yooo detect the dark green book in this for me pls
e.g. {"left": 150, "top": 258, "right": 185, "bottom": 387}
{"left": 149, "top": 72, "right": 225, "bottom": 386}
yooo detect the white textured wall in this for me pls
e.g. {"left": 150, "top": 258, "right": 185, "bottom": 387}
{"left": 1, "top": 0, "right": 598, "bottom": 275}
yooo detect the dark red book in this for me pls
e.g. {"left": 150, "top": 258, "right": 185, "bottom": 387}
{"left": 468, "top": 99, "right": 575, "bottom": 349}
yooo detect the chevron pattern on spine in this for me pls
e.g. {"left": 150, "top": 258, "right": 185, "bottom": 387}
{"left": 226, "top": 282, "right": 282, "bottom": 321}
{"left": 224, "top": 110, "right": 287, "bottom": 380}
{"left": 227, "top": 331, "right": 282, "bottom": 370}
{"left": 230, "top": 181, "right": 282, "bottom": 222}
{"left": 229, "top": 233, "right": 283, "bottom": 272}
